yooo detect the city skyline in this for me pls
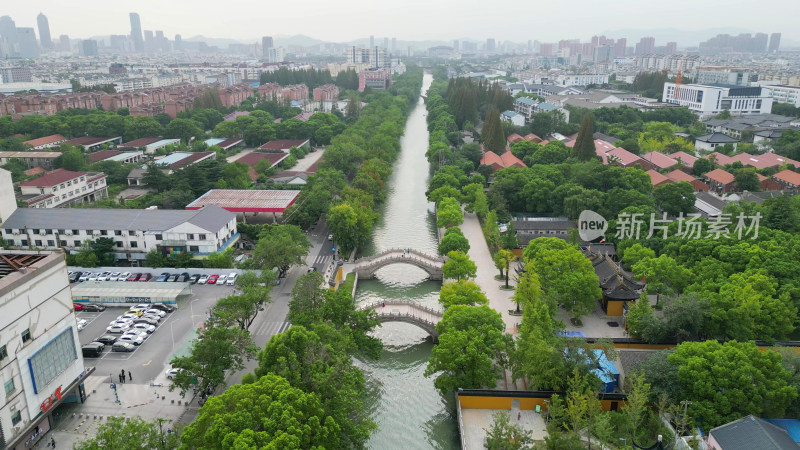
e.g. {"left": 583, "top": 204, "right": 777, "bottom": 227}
{"left": 2, "top": 0, "right": 799, "bottom": 45}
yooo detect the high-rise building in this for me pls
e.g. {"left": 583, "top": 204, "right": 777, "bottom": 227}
{"left": 80, "top": 39, "right": 98, "bottom": 57}
{"left": 754, "top": 33, "right": 768, "bottom": 53}
{"left": 265, "top": 47, "right": 284, "bottom": 63}
{"left": 635, "top": 37, "right": 655, "bottom": 55}
{"left": 666, "top": 42, "right": 677, "bottom": 54}
{"left": 391, "top": 37, "right": 396, "bottom": 52}
{"left": 769, "top": 33, "right": 781, "bottom": 53}
{"left": 109, "top": 35, "right": 128, "bottom": 52}
{"left": 486, "top": 38, "right": 496, "bottom": 52}
{"left": 0, "top": 16, "right": 17, "bottom": 57}
{"left": 17, "top": 28, "right": 39, "bottom": 58}
{"left": 262, "top": 36, "right": 274, "bottom": 60}
{"left": 453, "top": 40, "right": 459, "bottom": 52}
{"left": 383, "top": 37, "right": 388, "bottom": 50}
{"left": 593, "top": 45, "right": 613, "bottom": 63}
{"left": 155, "top": 30, "right": 169, "bottom": 52}
{"left": 370, "top": 35, "right": 374, "bottom": 48}
{"left": 129, "top": 12, "right": 144, "bottom": 52}
{"left": 58, "top": 35, "right": 70, "bottom": 52}
{"left": 144, "top": 30, "right": 154, "bottom": 53}
{"left": 174, "top": 34, "right": 182, "bottom": 50}
{"left": 37, "top": 13, "right": 52, "bottom": 49}
{"left": 614, "top": 38, "right": 627, "bottom": 57}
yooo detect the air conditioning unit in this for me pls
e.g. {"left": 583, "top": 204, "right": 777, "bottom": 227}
{"left": 65, "top": 232, "right": 72, "bottom": 236}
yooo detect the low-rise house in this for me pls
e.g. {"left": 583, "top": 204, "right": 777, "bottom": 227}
{"left": 204, "top": 138, "right": 244, "bottom": 151}
{"left": 708, "top": 415, "right": 798, "bottom": 450}
{"left": 63, "top": 136, "right": 122, "bottom": 151}
{"left": 22, "top": 134, "right": 67, "bottom": 150}
{"left": 480, "top": 150, "right": 526, "bottom": 171}
{"left": 753, "top": 129, "right": 785, "bottom": 148}
{"left": 695, "top": 133, "right": 740, "bottom": 152}
{"left": 0, "top": 151, "right": 60, "bottom": 169}
{"left": 154, "top": 152, "right": 216, "bottom": 171}
{"left": 118, "top": 137, "right": 180, "bottom": 154}
{"left": 0, "top": 204, "right": 237, "bottom": 263}
{"left": 513, "top": 217, "right": 575, "bottom": 246}
{"left": 773, "top": 169, "right": 800, "bottom": 192}
{"left": 646, "top": 169, "right": 671, "bottom": 188}
{"left": 582, "top": 247, "right": 644, "bottom": 316}
{"left": 704, "top": 152, "right": 738, "bottom": 166}
{"left": 236, "top": 152, "right": 290, "bottom": 180}
{"left": 665, "top": 169, "right": 709, "bottom": 192}
{"left": 87, "top": 150, "right": 143, "bottom": 164}
{"left": 705, "top": 168, "right": 736, "bottom": 193}
{"left": 501, "top": 110, "right": 525, "bottom": 127}
{"left": 640, "top": 152, "right": 679, "bottom": 171}
{"left": 18, "top": 168, "right": 108, "bottom": 208}
{"left": 667, "top": 151, "right": 698, "bottom": 168}
{"left": 258, "top": 139, "right": 311, "bottom": 153}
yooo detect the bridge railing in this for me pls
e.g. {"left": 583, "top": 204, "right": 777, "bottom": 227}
{"left": 375, "top": 311, "right": 439, "bottom": 328}
{"left": 360, "top": 300, "right": 444, "bottom": 317}
{"left": 356, "top": 255, "right": 442, "bottom": 270}
{"left": 354, "top": 248, "right": 445, "bottom": 265}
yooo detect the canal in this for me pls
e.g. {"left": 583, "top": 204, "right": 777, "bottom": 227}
{"left": 354, "top": 73, "right": 460, "bottom": 449}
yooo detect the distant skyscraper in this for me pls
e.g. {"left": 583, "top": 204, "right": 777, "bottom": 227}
{"left": 262, "top": 36, "right": 274, "bottom": 59}
{"left": 768, "top": 33, "right": 781, "bottom": 53}
{"left": 174, "top": 34, "right": 182, "bottom": 50}
{"left": 144, "top": 30, "right": 154, "bottom": 53}
{"left": 370, "top": 35, "right": 374, "bottom": 48}
{"left": 391, "top": 37, "right": 396, "bottom": 52}
{"left": 453, "top": 40, "right": 459, "bottom": 52}
{"left": 614, "top": 38, "right": 627, "bottom": 57}
{"left": 129, "top": 12, "right": 144, "bottom": 52}
{"left": 81, "top": 39, "right": 98, "bottom": 57}
{"left": 17, "top": 28, "right": 40, "bottom": 58}
{"left": 58, "top": 35, "right": 70, "bottom": 52}
{"left": 0, "top": 16, "right": 17, "bottom": 56}
{"left": 110, "top": 35, "right": 128, "bottom": 52}
{"left": 37, "top": 13, "right": 52, "bottom": 49}
{"left": 486, "top": 38, "right": 496, "bottom": 52}
{"left": 635, "top": 37, "right": 655, "bottom": 55}
{"left": 666, "top": 41, "right": 677, "bottom": 54}
{"left": 383, "top": 37, "right": 388, "bottom": 50}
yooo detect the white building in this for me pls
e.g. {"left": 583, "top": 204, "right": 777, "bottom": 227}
{"left": 764, "top": 85, "right": 800, "bottom": 107}
{"left": 112, "top": 77, "right": 154, "bottom": 92}
{"left": 695, "top": 132, "right": 740, "bottom": 152}
{"left": 0, "top": 169, "right": 16, "bottom": 224}
{"left": 500, "top": 110, "right": 526, "bottom": 127}
{"left": 18, "top": 169, "right": 108, "bottom": 209}
{"left": 662, "top": 83, "right": 773, "bottom": 118}
{"left": 635, "top": 55, "right": 699, "bottom": 71}
{"left": 0, "top": 250, "right": 90, "bottom": 449}
{"left": 554, "top": 74, "right": 609, "bottom": 86}
{"left": 1, "top": 205, "right": 238, "bottom": 264}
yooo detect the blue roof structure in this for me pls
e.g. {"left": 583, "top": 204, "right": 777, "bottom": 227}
{"left": 763, "top": 419, "right": 800, "bottom": 443}
{"left": 537, "top": 102, "right": 559, "bottom": 112}
{"left": 515, "top": 97, "right": 538, "bottom": 106}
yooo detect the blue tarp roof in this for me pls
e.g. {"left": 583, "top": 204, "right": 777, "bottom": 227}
{"left": 559, "top": 331, "right": 587, "bottom": 337}
{"left": 763, "top": 419, "right": 800, "bottom": 443}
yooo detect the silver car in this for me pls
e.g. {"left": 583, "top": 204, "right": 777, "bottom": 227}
{"left": 124, "top": 329, "right": 149, "bottom": 341}
{"left": 117, "top": 334, "right": 144, "bottom": 346}
{"left": 144, "top": 309, "right": 166, "bottom": 318}
{"left": 132, "top": 323, "right": 156, "bottom": 334}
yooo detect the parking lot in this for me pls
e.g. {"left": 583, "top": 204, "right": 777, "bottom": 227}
{"left": 74, "top": 281, "right": 239, "bottom": 384}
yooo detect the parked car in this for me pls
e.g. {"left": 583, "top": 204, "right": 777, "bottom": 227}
{"left": 139, "top": 273, "right": 152, "bottom": 282}
{"left": 97, "top": 271, "right": 112, "bottom": 281}
{"left": 328, "top": 234, "right": 334, "bottom": 241}
{"left": 127, "top": 273, "right": 142, "bottom": 281}
{"left": 119, "top": 313, "right": 139, "bottom": 321}
{"left": 168, "top": 274, "right": 179, "bottom": 282}
{"left": 226, "top": 273, "right": 238, "bottom": 285}
{"left": 77, "top": 319, "right": 88, "bottom": 331}
{"left": 127, "top": 308, "right": 145, "bottom": 317}
{"left": 217, "top": 275, "right": 228, "bottom": 285}
{"left": 208, "top": 274, "right": 219, "bottom": 284}
{"left": 133, "top": 304, "right": 152, "bottom": 311}
{"left": 166, "top": 368, "right": 180, "bottom": 379}
{"left": 117, "top": 334, "right": 143, "bottom": 346}
{"left": 107, "top": 324, "right": 131, "bottom": 334}
{"left": 82, "top": 342, "right": 105, "bottom": 357}
{"left": 148, "top": 303, "right": 175, "bottom": 313}
{"left": 141, "top": 314, "right": 162, "bottom": 323}
{"left": 132, "top": 323, "right": 156, "bottom": 334}
{"left": 118, "top": 272, "right": 131, "bottom": 281}
{"left": 88, "top": 273, "right": 100, "bottom": 281}
{"left": 123, "top": 329, "right": 149, "bottom": 341}
{"left": 156, "top": 272, "right": 170, "bottom": 282}
{"left": 82, "top": 303, "right": 106, "bottom": 312}
{"left": 94, "top": 335, "right": 117, "bottom": 345}
{"left": 69, "top": 271, "right": 82, "bottom": 283}
{"left": 73, "top": 302, "right": 84, "bottom": 311}
{"left": 177, "top": 272, "right": 190, "bottom": 282}
{"left": 78, "top": 272, "right": 91, "bottom": 282}
{"left": 112, "top": 342, "right": 136, "bottom": 352}
{"left": 198, "top": 274, "right": 210, "bottom": 285}
{"left": 189, "top": 274, "right": 201, "bottom": 284}
{"left": 307, "top": 267, "right": 317, "bottom": 273}
{"left": 108, "top": 272, "right": 121, "bottom": 281}
{"left": 145, "top": 309, "right": 166, "bottom": 318}
{"left": 133, "top": 317, "right": 158, "bottom": 327}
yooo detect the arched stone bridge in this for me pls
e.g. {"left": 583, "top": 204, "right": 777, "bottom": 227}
{"left": 352, "top": 248, "right": 445, "bottom": 280}
{"left": 359, "top": 300, "right": 444, "bottom": 341}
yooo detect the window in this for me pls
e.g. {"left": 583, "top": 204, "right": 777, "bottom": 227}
{"left": 200, "top": 234, "right": 207, "bottom": 240}
{"left": 11, "top": 410, "right": 21, "bottom": 425}
{"left": 47, "top": 240, "right": 55, "bottom": 247}
{"left": 21, "top": 240, "right": 28, "bottom": 246}
{"left": 45, "top": 229, "right": 52, "bottom": 234}
{"left": 155, "top": 234, "right": 163, "bottom": 240}
{"left": 115, "top": 230, "right": 122, "bottom": 236}
{"left": 21, "top": 329, "right": 31, "bottom": 344}
{"left": 128, "top": 230, "right": 135, "bottom": 236}
{"left": 59, "top": 183, "right": 65, "bottom": 189}
{"left": 189, "top": 245, "right": 199, "bottom": 252}
{"left": 67, "top": 181, "right": 71, "bottom": 186}
{"left": 187, "top": 234, "right": 194, "bottom": 240}
{"left": 0, "top": 345, "right": 7, "bottom": 360}
{"left": 60, "top": 240, "right": 67, "bottom": 247}
{"left": 34, "top": 240, "right": 42, "bottom": 246}
{"left": 100, "top": 230, "right": 107, "bottom": 236}
{"left": 28, "top": 329, "right": 77, "bottom": 394}
{"left": 116, "top": 241, "right": 123, "bottom": 248}
{"left": 72, "top": 229, "right": 79, "bottom": 235}
{"left": 130, "top": 242, "right": 138, "bottom": 248}
{"left": 6, "top": 240, "right": 13, "bottom": 246}
{"left": 4, "top": 378, "right": 15, "bottom": 395}
{"left": 74, "top": 240, "right": 80, "bottom": 247}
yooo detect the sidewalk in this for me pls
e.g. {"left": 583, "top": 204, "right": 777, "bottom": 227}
{"left": 459, "top": 211, "right": 521, "bottom": 335}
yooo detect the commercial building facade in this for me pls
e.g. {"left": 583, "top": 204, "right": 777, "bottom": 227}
{"left": 18, "top": 169, "right": 108, "bottom": 209}
{"left": 662, "top": 83, "right": 773, "bottom": 118}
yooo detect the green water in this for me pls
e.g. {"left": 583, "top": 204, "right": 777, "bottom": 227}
{"left": 354, "top": 73, "right": 461, "bottom": 449}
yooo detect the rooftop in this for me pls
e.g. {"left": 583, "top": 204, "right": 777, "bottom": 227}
{"left": 186, "top": 189, "right": 301, "bottom": 213}
{"left": 71, "top": 281, "right": 192, "bottom": 299}
{"left": 18, "top": 168, "right": 87, "bottom": 187}
{"left": 120, "top": 137, "right": 164, "bottom": 147}
{"left": 0, "top": 251, "right": 49, "bottom": 282}
{"left": 667, "top": 151, "right": 698, "bottom": 167}
{"left": 22, "top": 134, "right": 66, "bottom": 148}
{"left": 258, "top": 139, "right": 310, "bottom": 151}
{"left": 64, "top": 136, "right": 120, "bottom": 146}
{"left": 696, "top": 132, "right": 740, "bottom": 144}
{"left": 705, "top": 168, "right": 735, "bottom": 185}
{"left": 87, "top": 150, "right": 122, "bottom": 164}
{"left": 774, "top": 169, "right": 800, "bottom": 186}
{"left": 641, "top": 151, "right": 679, "bottom": 169}
{"left": 646, "top": 169, "right": 670, "bottom": 186}
{"left": 710, "top": 415, "right": 797, "bottom": 450}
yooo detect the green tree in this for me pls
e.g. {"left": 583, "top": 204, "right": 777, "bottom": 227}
{"left": 254, "top": 325, "right": 375, "bottom": 447}
{"left": 425, "top": 305, "right": 510, "bottom": 393}
{"left": 484, "top": 412, "right": 534, "bottom": 450}
{"left": 437, "top": 196, "right": 464, "bottom": 228}
{"left": 74, "top": 417, "right": 179, "bottom": 450}
{"left": 204, "top": 248, "right": 234, "bottom": 268}
{"left": 483, "top": 107, "right": 506, "bottom": 152}
{"left": 180, "top": 373, "right": 342, "bottom": 449}
{"left": 621, "top": 243, "right": 656, "bottom": 269}
{"left": 443, "top": 250, "right": 478, "bottom": 281}
{"left": 439, "top": 280, "right": 489, "bottom": 308}
{"left": 142, "top": 164, "right": 169, "bottom": 192}
{"left": 572, "top": 113, "right": 596, "bottom": 161}
{"left": 653, "top": 182, "right": 695, "bottom": 216}
{"left": 327, "top": 201, "right": 376, "bottom": 255}
{"left": 734, "top": 168, "right": 760, "bottom": 191}
{"left": 494, "top": 249, "right": 515, "bottom": 288}
{"left": 439, "top": 227, "right": 471, "bottom": 254}
{"left": 668, "top": 340, "right": 797, "bottom": 428}
{"left": 249, "top": 224, "right": 311, "bottom": 277}
{"left": 168, "top": 324, "right": 256, "bottom": 395}
{"left": 625, "top": 295, "right": 655, "bottom": 339}
{"left": 164, "top": 118, "right": 203, "bottom": 143}
{"left": 512, "top": 266, "right": 544, "bottom": 314}
{"left": 692, "top": 157, "right": 714, "bottom": 176}
{"left": 531, "top": 246, "right": 601, "bottom": 321}
{"left": 55, "top": 145, "right": 87, "bottom": 171}
{"left": 632, "top": 255, "right": 693, "bottom": 298}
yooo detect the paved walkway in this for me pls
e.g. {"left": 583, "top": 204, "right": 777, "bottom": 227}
{"left": 459, "top": 211, "right": 521, "bottom": 335}
{"left": 461, "top": 409, "right": 547, "bottom": 449}
{"left": 226, "top": 148, "right": 253, "bottom": 163}
{"left": 289, "top": 148, "right": 324, "bottom": 172}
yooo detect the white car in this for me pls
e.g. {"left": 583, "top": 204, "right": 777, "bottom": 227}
{"left": 109, "top": 318, "right": 133, "bottom": 326}
{"left": 145, "top": 309, "right": 166, "bottom": 318}
{"left": 166, "top": 368, "right": 180, "bottom": 379}
{"left": 132, "top": 323, "right": 156, "bottom": 334}
{"left": 117, "top": 334, "right": 143, "bottom": 346}
{"left": 226, "top": 273, "right": 237, "bottom": 286}
{"left": 106, "top": 324, "right": 131, "bottom": 334}
{"left": 88, "top": 273, "right": 100, "bottom": 281}
{"left": 97, "top": 272, "right": 112, "bottom": 281}
{"left": 198, "top": 274, "right": 209, "bottom": 285}
{"left": 124, "top": 329, "right": 149, "bottom": 340}
{"left": 77, "top": 319, "right": 88, "bottom": 331}
{"left": 79, "top": 272, "right": 91, "bottom": 282}
{"left": 118, "top": 272, "right": 131, "bottom": 281}
{"left": 133, "top": 303, "right": 151, "bottom": 310}
{"left": 119, "top": 313, "right": 139, "bottom": 321}
{"left": 108, "top": 272, "right": 121, "bottom": 281}
{"left": 141, "top": 314, "right": 162, "bottom": 323}
{"left": 217, "top": 275, "right": 228, "bottom": 285}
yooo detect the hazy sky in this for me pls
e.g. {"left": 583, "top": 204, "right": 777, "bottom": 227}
{"left": 4, "top": 0, "right": 800, "bottom": 44}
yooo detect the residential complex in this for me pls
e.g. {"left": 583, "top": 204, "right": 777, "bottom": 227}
{"left": 18, "top": 169, "right": 108, "bottom": 209}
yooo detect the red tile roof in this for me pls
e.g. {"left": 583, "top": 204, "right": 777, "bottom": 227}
{"left": 704, "top": 152, "right": 737, "bottom": 166}
{"left": 216, "top": 138, "right": 243, "bottom": 149}
{"left": 665, "top": 170, "right": 697, "bottom": 183}
{"left": 64, "top": 136, "right": 114, "bottom": 146}
{"left": 734, "top": 152, "right": 800, "bottom": 169}
{"left": 667, "top": 151, "right": 698, "bottom": 167}
{"left": 500, "top": 150, "right": 526, "bottom": 168}
{"left": 88, "top": 150, "right": 122, "bottom": 163}
{"left": 22, "top": 134, "right": 66, "bottom": 148}
{"left": 237, "top": 152, "right": 290, "bottom": 180}
{"left": 480, "top": 151, "right": 504, "bottom": 168}
{"left": 773, "top": 169, "right": 800, "bottom": 187}
{"left": 641, "top": 152, "right": 678, "bottom": 170}
{"left": 507, "top": 133, "right": 524, "bottom": 143}
{"left": 646, "top": 169, "right": 671, "bottom": 187}
{"left": 705, "top": 168, "right": 735, "bottom": 185}
{"left": 19, "top": 168, "right": 87, "bottom": 187}
{"left": 258, "top": 139, "right": 310, "bottom": 151}
{"left": 169, "top": 152, "right": 215, "bottom": 169}
{"left": 120, "top": 137, "right": 163, "bottom": 147}
{"left": 523, "top": 133, "right": 543, "bottom": 143}
{"left": 600, "top": 147, "right": 642, "bottom": 166}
